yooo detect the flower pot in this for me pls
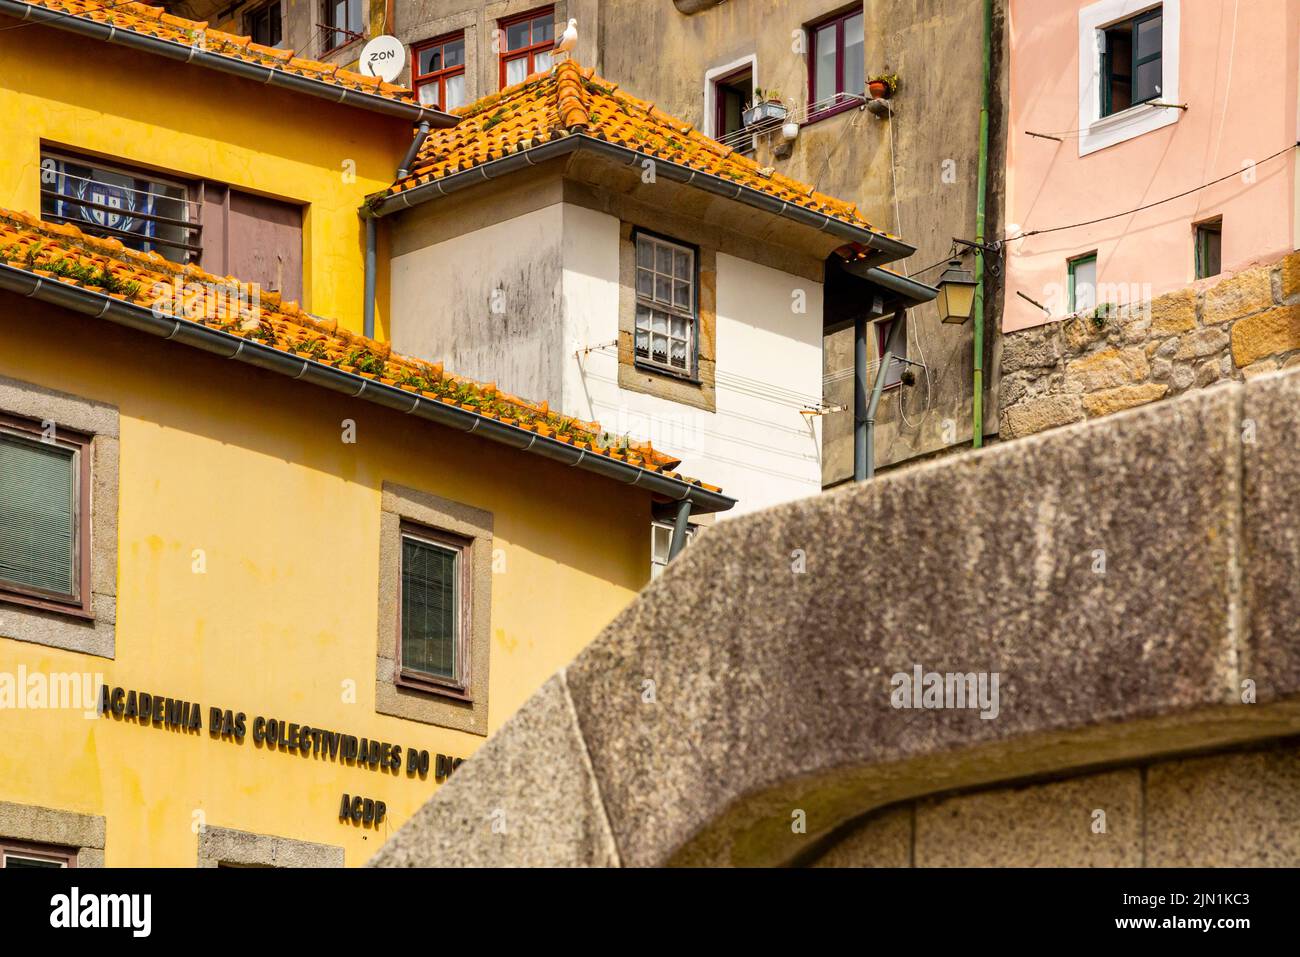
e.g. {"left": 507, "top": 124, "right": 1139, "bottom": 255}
{"left": 742, "top": 100, "right": 787, "bottom": 128}
{"left": 868, "top": 81, "right": 889, "bottom": 99}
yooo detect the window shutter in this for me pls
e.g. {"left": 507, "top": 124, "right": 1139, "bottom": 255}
{"left": 401, "top": 536, "right": 459, "bottom": 679}
{"left": 0, "top": 434, "right": 77, "bottom": 598}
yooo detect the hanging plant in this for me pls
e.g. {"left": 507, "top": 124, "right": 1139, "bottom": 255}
{"left": 868, "top": 73, "right": 900, "bottom": 99}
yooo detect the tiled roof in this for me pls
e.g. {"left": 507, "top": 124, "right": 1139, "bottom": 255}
{"left": 6, "top": 0, "right": 419, "bottom": 108}
{"left": 0, "top": 208, "right": 725, "bottom": 489}
{"left": 381, "top": 60, "right": 894, "bottom": 238}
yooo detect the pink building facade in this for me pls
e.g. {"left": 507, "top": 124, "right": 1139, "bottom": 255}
{"left": 1005, "top": 0, "right": 1299, "bottom": 332}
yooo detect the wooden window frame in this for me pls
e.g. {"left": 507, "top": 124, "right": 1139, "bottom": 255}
{"left": 320, "top": 0, "right": 365, "bottom": 54}
{"left": 246, "top": 1, "right": 282, "bottom": 48}
{"left": 1194, "top": 217, "right": 1222, "bottom": 280}
{"left": 395, "top": 521, "right": 473, "bottom": 702}
{"left": 1102, "top": 6, "right": 1163, "bottom": 118}
{"left": 1, "top": 838, "right": 77, "bottom": 868}
{"left": 39, "top": 148, "right": 201, "bottom": 264}
{"left": 413, "top": 31, "right": 467, "bottom": 111}
{"left": 633, "top": 229, "right": 700, "bottom": 380}
{"left": 498, "top": 6, "right": 555, "bottom": 88}
{"left": 806, "top": 6, "right": 866, "bottom": 123}
{"left": 711, "top": 64, "right": 754, "bottom": 147}
{"left": 1068, "top": 252, "right": 1099, "bottom": 314}
{"left": 0, "top": 412, "right": 92, "bottom": 620}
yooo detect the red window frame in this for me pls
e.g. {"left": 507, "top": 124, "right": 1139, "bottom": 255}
{"left": 806, "top": 7, "right": 865, "bottom": 122}
{"left": 498, "top": 6, "right": 555, "bottom": 88}
{"left": 412, "top": 31, "right": 467, "bottom": 110}
{"left": 711, "top": 65, "right": 753, "bottom": 145}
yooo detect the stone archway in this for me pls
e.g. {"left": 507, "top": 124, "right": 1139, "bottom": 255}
{"left": 373, "top": 370, "right": 1300, "bottom": 866}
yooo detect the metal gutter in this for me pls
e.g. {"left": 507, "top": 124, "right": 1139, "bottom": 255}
{"left": 841, "top": 263, "right": 939, "bottom": 305}
{"left": 0, "top": 0, "right": 457, "bottom": 127}
{"left": 363, "top": 134, "right": 915, "bottom": 266}
{"left": 0, "top": 264, "right": 737, "bottom": 515}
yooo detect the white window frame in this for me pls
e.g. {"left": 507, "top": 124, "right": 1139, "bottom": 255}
{"left": 1078, "top": 0, "right": 1180, "bottom": 156}
{"left": 634, "top": 233, "right": 698, "bottom": 377}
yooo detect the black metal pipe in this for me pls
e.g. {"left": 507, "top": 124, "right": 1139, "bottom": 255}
{"left": 363, "top": 216, "right": 377, "bottom": 339}
{"left": 396, "top": 121, "right": 432, "bottom": 180}
{"left": 667, "top": 498, "right": 693, "bottom": 561}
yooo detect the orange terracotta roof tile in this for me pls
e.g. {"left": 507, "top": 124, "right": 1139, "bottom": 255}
{"left": 0, "top": 207, "right": 728, "bottom": 491}
{"left": 379, "top": 60, "right": 892, "bottom": 237}
{"left": 9, "top": 0, "right": 421, "bottom": 110}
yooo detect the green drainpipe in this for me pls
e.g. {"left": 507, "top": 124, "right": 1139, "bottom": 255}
{"left": 972, "top": 0, "right": 993, "bottom": 448}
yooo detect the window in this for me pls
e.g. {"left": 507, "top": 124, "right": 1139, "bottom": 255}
{"left": 413, "top": 32, "right": 467, "bottom": 110}
{"left": 1079, "top": 1, "right": 1179, "bottom": 155}
{"left": 807, "top": 8, "right": 865, "bottom": 118}
{"left": 876, "top": 316, "right": 908, "bottom": 389}
{"left": 651, "top": 521, "right": 695, "bottom": 579}
{"left": 1, "top": 839, "right": 76, "bottom": 868}
{"left": 398, "top": 524, "right": 470, "bottom": 696}
{"left": 247, "top": 2, "right": 282, "bottom": 47}
{"left": 634, "top": 232, "right": 697, "bottom": 375}
{"left": 322, "top": 0, "right": 364, "bottom": 53}
{"left": 499, "top": 7, "right": 554, "bottom": 87}
{"left": 40, "top": 151, "right": 199, "bottom": 263}
{"left": 1195, "top": 218, "right": 1222, "bottom": 279}
{"left": 712, "top": 65, "right": 753, "bottom": 145}
{"left": 0, "top": 414, "right": 91, "bottom": 618}
{"left": 1069, "top": 253, "right": 1098, "bottom": 314}
{"left": 1102, "top": 6, "right": 1162, "bottom": 116}
{"left": 377, "top": 484, "right": 492, "bottom": 733}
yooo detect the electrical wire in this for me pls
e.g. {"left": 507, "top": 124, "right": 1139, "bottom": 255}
{"left": 1006, "top": 142, "right": 1297, "bottom": 241}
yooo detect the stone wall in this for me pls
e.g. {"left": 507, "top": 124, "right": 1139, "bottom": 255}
{"left": 808, "top": 738, "right": 1300, "bottom": 867}
{"left": 1000, "top": 251, "right": 1300, "bottom": 439}
{"left": 373, "top": 366, "right": 1300, "bottom": 867}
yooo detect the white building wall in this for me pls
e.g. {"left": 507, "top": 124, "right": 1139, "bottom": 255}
{"left": 560, "top": 205, "right": 823, "bottom": 517}
{"left": 390, "top": 200, "right": 823, "bottom": 518}
{"left": 390, "top": 204, "right": 568, "bottom": 409}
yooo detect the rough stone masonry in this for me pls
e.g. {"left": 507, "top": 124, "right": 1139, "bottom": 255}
{"left": 1000, "top": 250, "right": 1300, "bottom": 438}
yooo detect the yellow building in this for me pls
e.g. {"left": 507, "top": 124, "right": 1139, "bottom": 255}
{"left": 0, "top": 0, "right": 731, "bottom": 867}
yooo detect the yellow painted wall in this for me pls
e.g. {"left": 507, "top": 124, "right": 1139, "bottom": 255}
{"left": 0, "top": 299, "right": 650, "bottom": 865}
{"left": 0, "top": 16, "right": 406, "bottom": 336}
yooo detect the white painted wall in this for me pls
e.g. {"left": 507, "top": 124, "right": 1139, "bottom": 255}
{"left": 390, "top": 204, "right": 567, "bottom": 408}
{"left": 560, "top": 204, "right": 823, "bottom": 517}
{"left": 391, "top": 201, "right": 823, "bottom": 517}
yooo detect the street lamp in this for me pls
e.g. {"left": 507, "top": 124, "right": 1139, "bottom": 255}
{"left": 936, "top": 259, "right": 977, "bottom": 324}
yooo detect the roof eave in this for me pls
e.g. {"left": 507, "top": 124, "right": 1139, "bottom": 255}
{"left": 841, "top": 261, "right": 940, "bottom": 305}
{"left": 363, "top": 134, "right": 915, "bottom": 265}
{"left": 0, "top": 0, "right": 457, "bottom": 127}
{"left": 0, "top": 262, "right": 735, "bottom": 514}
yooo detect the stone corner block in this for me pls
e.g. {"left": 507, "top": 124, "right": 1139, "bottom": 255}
{"left": 370, "top": 674, "right": 619, "bottom": 867}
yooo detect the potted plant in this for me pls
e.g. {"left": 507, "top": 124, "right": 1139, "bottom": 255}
{"left": 742, "top": 88, "right": 788, "bottom": 128}
{"left": 868, "top": 73, "right": 900, "bottom": 99}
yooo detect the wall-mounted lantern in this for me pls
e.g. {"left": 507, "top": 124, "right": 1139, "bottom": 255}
{"left": 936, "top": 259, "right": 977, "bottom": 324}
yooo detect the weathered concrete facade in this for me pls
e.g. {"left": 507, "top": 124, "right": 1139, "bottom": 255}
{"left": 189, "top": 0, "right": 1008, "bottom": 480}
{"left": 1000, "top": 250, "right": 1300, "bottom": 439}
{"left": 373, "top": 364, "right": 1300, "bottom": 866}
{"left": 595, "top": 0, "right": 1009, "bottom": 480}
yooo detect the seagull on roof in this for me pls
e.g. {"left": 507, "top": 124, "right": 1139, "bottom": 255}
{"left": 554, "top": 18, "right": 578, "bottom": 59}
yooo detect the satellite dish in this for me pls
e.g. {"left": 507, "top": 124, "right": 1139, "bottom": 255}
{"left": 360, "top": 35, "right": 406, "bottom": 84}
